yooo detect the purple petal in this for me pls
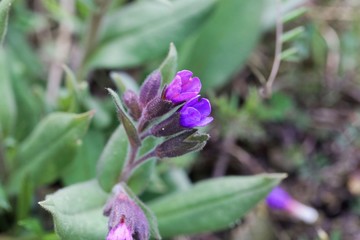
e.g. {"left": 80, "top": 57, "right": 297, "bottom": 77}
{"left": 197, "top": 116, "right": 213, "bottom": 127}
{"left": 180, "top": 107, "right": 201, "bottom": 128}
{"left": 191, "top": 98, "right": 211, "bottom": 117}
{"left": 182, "top": 96, "right": 200, "bottom": 109}
{"left": 182, "top": 76, "right": 201, "bottom": 93}
{"left": 177, "top": 70, "right": 193, "bottom": 81}
{"left": 171, "top": 92, "right": 199, "bottom": 103}
{"left": 266, "top": 187, "right": 292, "bottom": 210}
{"left": 165, "top": 75, "right": 182, "bottom": 100}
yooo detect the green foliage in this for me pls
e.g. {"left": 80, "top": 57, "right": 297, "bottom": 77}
{"left": 39, "top": 180, "right": 108, "bottom": 240}
{"left": 85, "top": 0, "right": 217, "bottom": 70}
{"left": 180, "top": 0, "right": 265, "bottom": 90}
{"left": 7, "top": 112, "right": 93, "bottom": 194}
{"left": 0, "top": 48, "right": 16, "bottom": 137}
{"left": 96, "top": 125, "right": 129, "bottom": 192}
{"left": 0, "top": 0, "right": 14, "bottom": 44}
{"left": 149, "top": 174, "right": 284, "bottom": 237}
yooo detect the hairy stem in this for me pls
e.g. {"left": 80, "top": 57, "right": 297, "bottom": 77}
{"left": 121, "top": 150, "right": 157, "bottom": 182}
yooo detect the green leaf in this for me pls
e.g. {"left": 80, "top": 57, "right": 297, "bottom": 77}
{"left": 39, "top": 180, "right": 108, "bottom": 240}
{"left": 96, "top": 125, "right": 129, "bottom": 192}
{"left": 6, "top": 112, "right": 93, "bottom": 194}
{"left": 62, "top": 130, "right": 105, "bottom": 185}
{"left": 0, "top": 0, "right": 14, "bottom": 44}
{"left": 107, "top": 88, "right": 141, "bottom": 148}
{"left": 159, "top": 42, "right": 178, "bottom": 84}
{"left": 0, "top": 47, "right": 16, "bottom": 137}
{"left": 85, "top": 0, "right": 217, "bottom": 69}
{"left": 148, "top": 174, "right": 285, "bottom": 237}
{"left": 180, "top": 0, "right": 265, "bottom": 91}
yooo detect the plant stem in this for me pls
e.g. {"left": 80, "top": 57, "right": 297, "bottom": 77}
{"left": 121, "top": 150, "right": 157, "bottom": 182}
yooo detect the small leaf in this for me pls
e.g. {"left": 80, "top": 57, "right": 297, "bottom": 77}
{"left": 148, "top": 174, "right": 285, "bottom": 237}
{"left": 0, "top": 0, "right": 14, "bottom": 44}
{"left": 6, "top": 112, "right": 93, "bottom": 194}
{"left": 107, "top": 88, "right": 141, "bottom": 148}
{"left": 39, "top": 180, "right": 108, "bottom": 240}
{"left": 110, "top": 71, "right": 139, "bottom": 94}
{"left": 159, "top": 42, "right": 178, "bottom": 84}
{"left": 185, "top": 132, "right": 210, "bottom": 143}
{"left": 97, "top": 125, "right": 128, "bottom": 192}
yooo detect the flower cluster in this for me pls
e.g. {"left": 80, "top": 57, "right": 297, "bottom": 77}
{"left": 104, "top": 69, "right": 213, "bottom": 240}
{"left": 123, "top": 69, "right": 213, "bottom": 158}
{"left": 266, "top": 187, "right": 319, "bottom": 224}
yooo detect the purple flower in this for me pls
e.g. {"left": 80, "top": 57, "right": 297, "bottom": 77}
{"left": 165, "top": 70, "right": 201, "bottom": 103}
{"left": 179, "top": 96, "right": 213, "bottom": 128}
{"left": 266, "top": 187, "right": 319, "bottom": 224}
{"left": 106, "top": 219, "right": 133, "bottom": 240}
{"left": 266, "top": 187, "right": 292, "bottom": 210}
{"left": 104, "top": 191, "right": 149, "bottom": 240}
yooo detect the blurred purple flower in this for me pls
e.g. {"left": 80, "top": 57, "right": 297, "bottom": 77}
{"left": 104, "top": 191, "right": 149, "bottom": 240}
{"left": 106, "top": 218, "right": 133, "bottom": 240}
{"left": 179, "top": 96, "right": 213, "bottom": 128}
{"left": 165, "top": 70, "right": 201, "bottom": 103}
{"left": 266, "top": 186, "right": 292, "bottom": 210}
{"left": 266, "top": 187, "right": 319, "bottom": 224}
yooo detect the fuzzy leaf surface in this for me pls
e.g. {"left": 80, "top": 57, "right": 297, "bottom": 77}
{"left": 148, "top": 174, "right": 284, "bottom": 237}
{"left": 7, "top": 112, "right": 93, "bottom": 194}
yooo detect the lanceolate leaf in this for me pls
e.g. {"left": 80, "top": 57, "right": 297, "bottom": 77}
{"left": 85, "top": 0, "right": 217, "bottom": 70}
{"left": 180, "top": 0, "right": 265, "bottom": 91}
{"left": 39, "top": 180, "right": 109, "bottom": 240}
{"left": 107, "top": 88, "right": 141, "bottom": 148}
{"left": 6, "top": 112, "right": 93, "bottom": 194}
{"left": 148, "top": 174, "right": 285, "bottom": 237}
{"left": 159, "top": 43, "right": 178, "bottom": 84}
{"left": 96, "top": 125, "right": 129, "bottom": 192}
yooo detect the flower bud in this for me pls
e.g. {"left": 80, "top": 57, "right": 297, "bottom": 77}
{"left": 179, "top": 96, "right": 213, "bottom": 128}
{"left": 104, "top": 188, "right": 149, "bottom": 240}
{"left": 165, "top": 70, "right": 201, "bottom": 104}
{"left": 155, "top": 130, "right": 209, "bottom": 158}
{"left": 266, "top": 187, "right": 319, "bottom": 224}
{"left": 150, "top": 113, "right": 186, "bottom": 137}
{"left": 139, "top": 70, "right": 162, "bottom": 108}
{"left": 123, "top": 90, "right": 142, "bottom": 121}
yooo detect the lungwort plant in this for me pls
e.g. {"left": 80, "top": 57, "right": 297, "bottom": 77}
{"left": 38, "top": 67, "right": 284, "bottom": 239}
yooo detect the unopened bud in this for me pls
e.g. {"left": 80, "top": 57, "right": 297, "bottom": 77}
{"left": 139, "top": 71, "right": 162, "bottom": 108}
{"left": 123, "top": 90, "right": 142, "bottom": 121}
{"left": 104, "top": 186, "right": 149, "bottom": 240}
{"left": 150, "top": 113, "right": 187, "bottom": 137}
{"left": 155, "top": 130, "right": 209, "bottom": 158}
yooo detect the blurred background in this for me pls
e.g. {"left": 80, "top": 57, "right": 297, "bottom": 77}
{"left": 0, "top": 0, "right": 360, "bottom": 239}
